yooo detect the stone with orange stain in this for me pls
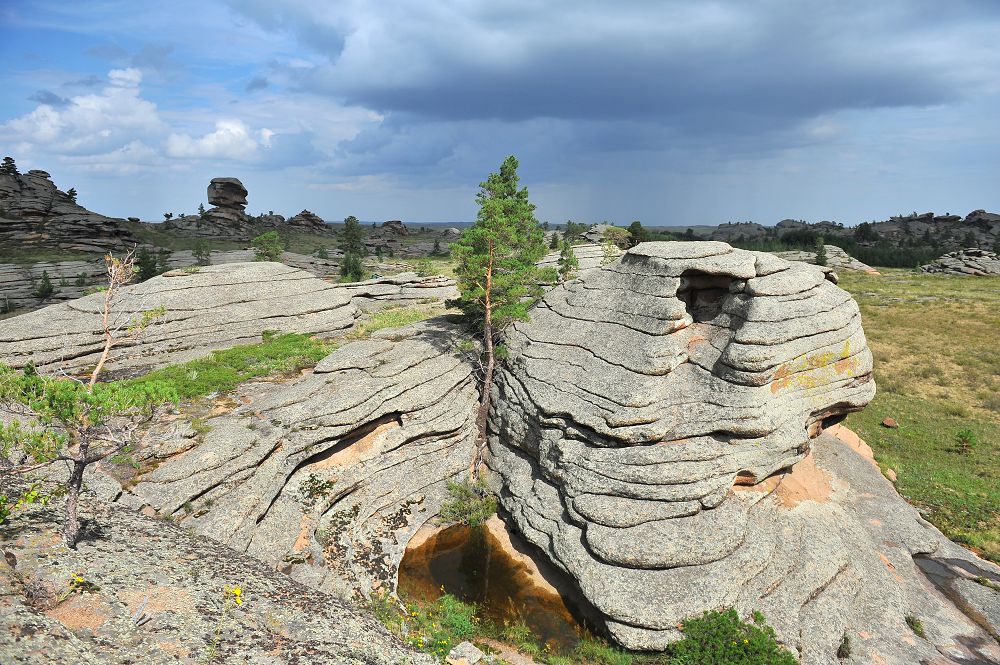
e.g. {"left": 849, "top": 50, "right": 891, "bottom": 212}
{"left": 827, "top": 424, "right": 878, "bottom": 468}
{"left": 45, "top": 594, "right": 113, "bottom": 632}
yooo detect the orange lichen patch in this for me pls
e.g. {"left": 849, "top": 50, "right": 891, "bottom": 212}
{"left": 827, "top": 424, "right": 878, "bottom": 469}
{"left": 311, "top": 420, "right": 400, "bottom": 469}
{"left": 878, "top": 552, "right": 904, "bottom": 583}
{"left": 118, "top": 585, "right": 195, "bottom": 616}
{"left": 733, "top": 470, "right": 759, "bottom": 486}
{"left": 45, "top": 594, "right": 112, "bottom": 631}
{"left": 292, "top": 515, "right": 316, "bottom": 553}
{"left": 770, "top": 341, "right": 854, "bottom": 393}
{"left": 773, "top": 451, "right": 834, "bottom": 508}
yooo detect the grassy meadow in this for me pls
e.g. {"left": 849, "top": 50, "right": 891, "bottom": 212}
{"left": 838, "top": 269, "right": 1000, "bottom": 562}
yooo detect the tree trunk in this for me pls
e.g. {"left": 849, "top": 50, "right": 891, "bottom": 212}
{"left": 63, "top": 458, "right": 86, "bottom": 548}
{"left": 470, "top": 241, "right": 496, "bottom": 481}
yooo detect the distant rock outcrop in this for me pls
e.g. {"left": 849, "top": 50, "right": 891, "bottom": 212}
{"left": 537, "top": 242, "right": 606, "bottom": 274}
{"left": 164, "top": 177, "right": 252, "bottom": 238}
{"left": 0, "top": 167, "right": 136, "bottom": 253}
{"left": 381, "top": 220, "right": 409, "bottom": 236}
{"left": 772, "top": 244, "right": 880, "bottom": 274}
{"left": 921, "top": 248, "right": 1000, "bottom": 275}
{"left": 287, "top": 209, "right": 328, "bottom": 232}
{"left": 487, "top": 242, "right": 1000, "bottom": 662}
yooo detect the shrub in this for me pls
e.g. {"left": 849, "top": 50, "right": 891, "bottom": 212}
{"left": 954, "top": 429, "right": 977, "bottom": 454}
{"left": 252, "top": 231, "right": 283, "bottom": 261}
{"left": 193, "top": 241, "right": 212, "bottom": 266}
{"left": 33, "top": 270, "right": 56, "bottom": 301}
{"left": 905, "top": 615, "right": 925, "bottom": 638}
{"left": 439, "top": 477, "right": 497, "bottom": 527}
{"left": 340, "top": 253, "right": 366, "bottom": 282}
{"left": 667, "top": 609, "right": 798, "bottom": 664}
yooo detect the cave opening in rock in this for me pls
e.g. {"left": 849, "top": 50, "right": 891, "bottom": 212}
{"left": 676, "top": 271, "right": 733, "bottom": 323}
{"left": 397, "top": 521, "right": 594, "bottom": 651}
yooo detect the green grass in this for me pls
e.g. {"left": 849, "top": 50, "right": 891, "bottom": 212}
{"left": 119, "top": 331, "right": 334, "bottom": 400}
{"left": 346, "top": 303, "right": 448, "bottom": 339}
{"left": 377, "top": 592, "right": 796, "bottom": 664}
{"left": 838, "top": 269, "right": 1000, "bottom": 562}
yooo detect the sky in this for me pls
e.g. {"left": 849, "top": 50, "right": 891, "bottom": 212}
{"left": 1, "top": 1, "right": 998, "bottom": 226}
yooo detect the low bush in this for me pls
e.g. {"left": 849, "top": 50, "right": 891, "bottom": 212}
{"left": 439, "top": 477, "right": 497, "bottom": 527}
{"left": 666, "top": 609, "right": 798, "bottom": 665}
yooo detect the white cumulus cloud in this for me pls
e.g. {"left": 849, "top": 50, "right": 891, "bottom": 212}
{"left": 165, "top": 119, "right": 273, "bottom": 161}
{"left": 2, "top": 68, "right": 164, "bottom": 155}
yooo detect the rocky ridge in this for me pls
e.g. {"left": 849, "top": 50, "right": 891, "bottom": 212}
{"left": 921, "top": 248, "right": 1000, "bottom": 276}
{"left": 486, "top": 241, "right": 999, "bottom": 662}
{"left": 0, "top": 168, "right": 136, "bottom": 253}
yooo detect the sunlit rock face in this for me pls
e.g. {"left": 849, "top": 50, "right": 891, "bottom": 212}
{"left": 489, "top": 241, "right": 882, "bottom": 648}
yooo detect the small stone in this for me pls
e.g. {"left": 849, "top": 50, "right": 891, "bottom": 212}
{"left": 886, "top": 468, "right": 898, "bottom": 482}
{"left": 882, "top": 417, "right": 899, "bottom": 429}
{"left": 447, "top": 641, "right": 484, "bottom": 665}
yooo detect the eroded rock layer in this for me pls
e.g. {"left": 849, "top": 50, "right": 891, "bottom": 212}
{"left": 485, "top": 241, "right": 999, "bottom": 662}
{"left": 121, "top": 319, "right": 478, "bottom": 599}
{"left": 0, "top": 262, "right": 457, "bottom": 376}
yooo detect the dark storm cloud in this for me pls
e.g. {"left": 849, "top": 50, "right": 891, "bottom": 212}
{"left": 29, "top": 89, "right": 69, "bottom": 106}
{"left": 230, "top": 0, "right": 1000, "bottom": 133}
{"left": 245, "top": 75, "right": 269, "bottom": 92}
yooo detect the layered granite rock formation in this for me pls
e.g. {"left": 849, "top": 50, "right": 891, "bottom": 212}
{"left": 287, "top": 209, "right": 329, "bottom": 232}
{"left": 486, "top": 242, "right": 1000, "bottom": 662}
{"left": 164, "top": 177, "right": 253, "bottom": 239}
{"left": 0, "top": 168, "right": 136, "bottom": 252}
{"left": 0, "top": 262, "right": 356, "bottom": 376}
{"left": 117, "top": 319, "right": 478, "bottom": 599}
{"left": 921, "top": 248, "right": 1000, "bottom": 276}
{"left": 772, "top": 244, "right": 880, "bottom": 274}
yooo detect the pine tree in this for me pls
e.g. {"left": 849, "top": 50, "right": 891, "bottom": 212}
{"left": 66, "top": 188, "right": 78, "bottom": 203}
{"left": 814, "top": 237, "right": 828, "bottom": 267}
{"left": 340, "top": 216, "right": 366, "bottom": 257}
{"left": 558, "top": 239, "right": 579, "bottom": 282}
{"left": 136, "top": 247, "right": 159, "bottom": 281}
{"left": 339, "top": 215, "right": 367, "bottom": 282}
{"left": 549, "top": 231, "right": 560, "bottom": 249}
{"left": 193, "top": 241, "right": 212, "bottom": 266}
{"left": 33, "top": 271, "right": 56, "bottom": 301}
{"left": 1, "top": 156, "right": 18, "bottom": 177}
{"left": 251, "top": 231, "right": 283, "bottom": 261}
{"left": 628, "top": 220, "right": 648, "bottom": 246}
{"left": 450, "top": 155, "right": 551, "bottom": 477}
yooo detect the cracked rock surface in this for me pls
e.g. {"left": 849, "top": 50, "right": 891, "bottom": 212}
{"left": 0, "top": 493, "right": 430, "bottom": 665}
{"left": 121, "top": 318, "right": 478, "bottom": 600}
{"left": 487, "top": 241, "right": 1000, "bottom": 662}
